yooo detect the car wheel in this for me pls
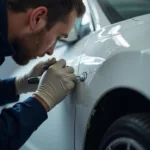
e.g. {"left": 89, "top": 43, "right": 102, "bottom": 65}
{"left": 99, "top": 113, "right": 150, "bottom": 150}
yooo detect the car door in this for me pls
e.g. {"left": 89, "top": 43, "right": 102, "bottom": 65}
{"left": 17, "top": 4, "right": 93, "bottom": 150}
{"left": 15, "top": 42, "right": 89, "bottom": 150}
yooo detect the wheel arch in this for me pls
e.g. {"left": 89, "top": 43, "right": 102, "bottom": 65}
{"left": 83, "top": 87, "right": 150, "bottom": 150}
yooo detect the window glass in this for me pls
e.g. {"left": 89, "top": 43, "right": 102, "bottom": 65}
{"left": 98, "top": 0, "right": 150, "bottom": 23}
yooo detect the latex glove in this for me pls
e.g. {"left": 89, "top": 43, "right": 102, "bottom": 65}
{"left": 34, "top": 59, "right": 76, "bottom": 110}
{"left": 15, "top": 58, "right": 56, "bottom": 94}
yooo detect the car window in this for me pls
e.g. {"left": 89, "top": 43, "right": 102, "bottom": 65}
{"left": 98, "top": 0, "right": 150, "bottom": 23}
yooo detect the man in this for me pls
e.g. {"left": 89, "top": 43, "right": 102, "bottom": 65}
{"left": 0, "top": 0, "right": 85, "bottom": 149}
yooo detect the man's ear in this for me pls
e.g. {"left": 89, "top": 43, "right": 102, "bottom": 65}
{"left": 29, "top": 7, "right": 48, "bottom": 31}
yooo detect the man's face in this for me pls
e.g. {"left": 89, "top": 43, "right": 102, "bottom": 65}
{"left": 10, "top": 9, "right": 77, "bottom": 65}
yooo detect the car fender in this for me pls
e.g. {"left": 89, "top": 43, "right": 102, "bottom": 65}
{"left": 89, "top": 51, "right": 150, "bottom": 105}
{"left": 75, "top": 47, "right": 150, "bottom": 150}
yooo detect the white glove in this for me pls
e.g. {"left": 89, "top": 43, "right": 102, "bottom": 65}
{"left": 15, "top": 58, "right": 56, "bottom": 94}
{"left": 34, "top": 59, "right": 76, "bottom": 110}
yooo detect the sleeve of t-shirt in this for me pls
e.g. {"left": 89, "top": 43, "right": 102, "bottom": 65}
{"left": 0, "top": 97, "right": 48, "bottom": 150}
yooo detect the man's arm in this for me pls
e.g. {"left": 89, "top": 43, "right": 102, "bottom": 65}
{"left": 0, "top": 78, "right": 19, "bottom": 105}
{"left": 0, "top": 59, "right": 75, "bottom": 150}
{"left": 0, "top": 97, "right": 47, "bottom": 150}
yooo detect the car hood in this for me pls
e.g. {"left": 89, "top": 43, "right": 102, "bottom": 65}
{"left": 83, "top": 14, "right": 150, "bottom": 61}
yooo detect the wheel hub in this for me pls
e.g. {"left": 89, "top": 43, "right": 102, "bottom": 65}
{"left": 105, "top": 137, "right": 145, "bottom": 150}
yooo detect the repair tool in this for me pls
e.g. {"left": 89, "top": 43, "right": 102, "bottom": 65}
{"left": 28, "top": 64, "right": 87, "bottom": 84}
{"left": 28, "top": 65, "right": 49, "bottom": 84}
{"left": 28, "top": 73, "right": 87, "bottom": 84}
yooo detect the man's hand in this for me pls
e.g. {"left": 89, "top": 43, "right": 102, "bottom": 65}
{"left": 15, "top": 58, "right": 56, "bottom": 94}
{"left": 33, "top": 59, "right": 76, "bottom": 111}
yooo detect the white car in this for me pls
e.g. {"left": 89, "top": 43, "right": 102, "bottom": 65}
{"left": 15, "top": 0, "right": 150, "bottom": 150}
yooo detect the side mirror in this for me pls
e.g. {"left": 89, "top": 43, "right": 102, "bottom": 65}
{"left": 59, "top": 18, "right": 83, "bottom": 43}
{"left": 60, "top": 26, "right": 79, "bottom": 43}
{"left": 59, "top": 16, "right": 92, "bottom": 44}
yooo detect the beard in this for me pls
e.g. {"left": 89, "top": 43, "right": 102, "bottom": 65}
{"left": 11, "top": 40, "right": 31, "bottom": 65}
{"left": 11, "top": 29, "right": 46, "bottom": 66}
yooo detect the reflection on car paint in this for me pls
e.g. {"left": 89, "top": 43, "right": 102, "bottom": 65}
{"left": 113, "top": 35, "right": 130, "bottom": 48}
{"left": 95, "top": 25, "right": 130, "bottom": 47}
{"left": 108, "top": 25, "right": 121, "bottom": 35}
{"left": 141, "top": 48, "right": 150, "bottom": 55}
{"left": 80, "top": 54, "right": 105, "bottom": 65}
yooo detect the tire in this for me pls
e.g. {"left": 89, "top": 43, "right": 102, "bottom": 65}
{"left": 99, "top": 113, "right": 150, "bottom": 150}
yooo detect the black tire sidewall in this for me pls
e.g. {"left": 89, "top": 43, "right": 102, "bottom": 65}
{"left": 99, "top": 117, "right": 150, "bottom": 150}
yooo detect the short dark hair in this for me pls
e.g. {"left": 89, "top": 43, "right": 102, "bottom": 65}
{"left": 7, "top": 0, "right": 86, "bottom": 29}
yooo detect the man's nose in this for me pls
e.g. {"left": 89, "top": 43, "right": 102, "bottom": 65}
{"left": 47, "top": 42, "right": 57, "bottom": 55}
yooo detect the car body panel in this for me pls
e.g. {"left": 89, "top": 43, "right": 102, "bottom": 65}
{"left": 75, "top": 14, "right": 150, "bottom": 150}
{"left": 10, "top": 35, "right": 90, "bottom": 150}
{"left": 19, "top": 11, "right": 150, "bottom": 150}
{"left": 10, "top": 1, "right": 150, "bottom": 150}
